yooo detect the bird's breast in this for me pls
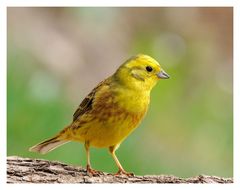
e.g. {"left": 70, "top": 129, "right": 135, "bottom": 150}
{"left": 86, "top": 107, "right": 146, "bottom": 148}
{"left": 112, "top": 88, "right": 150, "bottom": 114}
{"left": 70, "top": 87, "right": 150, "bottom": 148}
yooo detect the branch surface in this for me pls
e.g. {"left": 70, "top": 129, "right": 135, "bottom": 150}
{"left": 7, "top": 156, "right": 233, "bottom": 184}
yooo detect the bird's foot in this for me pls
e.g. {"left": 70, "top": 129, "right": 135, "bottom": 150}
{"left": 114, "top": 169, "right": 134, "bottom": 177}
{"left": 86, "top": 165, "right": 104, "bottom": 176}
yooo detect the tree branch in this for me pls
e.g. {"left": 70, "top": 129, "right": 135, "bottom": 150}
{"left": 7, "top": 156, "right": 233, "bottom": 183}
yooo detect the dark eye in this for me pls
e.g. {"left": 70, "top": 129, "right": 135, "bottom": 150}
{"left": 146, "top": 66, "right": 153, "bottom": 72}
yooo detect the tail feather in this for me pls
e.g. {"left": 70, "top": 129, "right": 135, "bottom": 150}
{"left": 29, "top": 136, "right": 69, "bottom": 154}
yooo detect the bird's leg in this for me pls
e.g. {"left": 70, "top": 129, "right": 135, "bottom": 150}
{"left": 109, "top": 145, "right": 134, "bottom": 176}
{"left": 85, "top": 141, "right": 103, "bottom": 176}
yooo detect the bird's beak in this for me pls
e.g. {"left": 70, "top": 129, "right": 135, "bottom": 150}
{"left": 157, "top": 70, "right": 170, "bottom": 79}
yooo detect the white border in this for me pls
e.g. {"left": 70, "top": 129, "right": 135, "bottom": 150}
{"left": 3, "top": 0, "right": 238, "bottom": 7}
{"left": 233, "top": 2, "right": 240, "bottom": 185}
{"left": 1, "top": 0, "right": 238, "bottom": 190}
{"left": 0, "top": 2, "right": 7, "bottom": 186}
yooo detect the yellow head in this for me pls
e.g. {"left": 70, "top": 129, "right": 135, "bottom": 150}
{"left": 114, "top": 54, "right": 169, "bottom": 92}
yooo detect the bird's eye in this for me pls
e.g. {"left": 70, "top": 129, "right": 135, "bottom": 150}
{"left": 146, "top": 66, "right": 153, "bottom": 72}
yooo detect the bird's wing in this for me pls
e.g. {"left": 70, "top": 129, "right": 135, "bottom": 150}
{"left": 72, "top": 79, "right": 109, "bottom": 122}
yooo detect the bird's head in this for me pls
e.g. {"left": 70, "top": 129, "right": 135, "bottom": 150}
{"left": 114, "top": 54, "right": 170, "bottom": 92}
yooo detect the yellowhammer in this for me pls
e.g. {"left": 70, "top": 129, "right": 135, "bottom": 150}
{"left": 29, "top": 54, "right": 169, "bottom": 176}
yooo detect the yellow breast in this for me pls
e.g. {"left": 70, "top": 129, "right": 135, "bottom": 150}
{"left": 70, "top": 88, "right": 149, "bottom": 148}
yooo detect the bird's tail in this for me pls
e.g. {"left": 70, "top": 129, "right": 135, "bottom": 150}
{"left": 29, "top": 134, "right": 69, "bottom": 154}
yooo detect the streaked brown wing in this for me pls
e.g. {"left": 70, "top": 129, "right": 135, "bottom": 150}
{"left": 73, "top": 92, "right": 94, "bottom": 122}
{"left": 72, "top": 79, "right": 108, "bottom": 121}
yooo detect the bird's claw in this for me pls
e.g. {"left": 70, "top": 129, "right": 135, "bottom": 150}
{"left": 86, "top": 165, "right": 104, "bottom": 176}
{"left": 114, "top": 169, "right": 134, "bottom": 177}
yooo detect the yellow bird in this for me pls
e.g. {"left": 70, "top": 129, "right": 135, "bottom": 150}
{"left": 29, "top": 54, "right": 169, "bottom": 176}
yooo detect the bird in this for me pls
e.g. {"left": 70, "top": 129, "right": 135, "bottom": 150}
{"left": 29, "top": 54, "right": 170, "bottom": 176}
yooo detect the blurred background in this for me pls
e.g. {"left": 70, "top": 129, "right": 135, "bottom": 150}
{"left": 7, "top": 7, "right": 233, "bottom": 178}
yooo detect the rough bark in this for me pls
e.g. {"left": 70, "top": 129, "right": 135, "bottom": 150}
{"left": 7, "top": 156, "right": 233, "bottom": 184}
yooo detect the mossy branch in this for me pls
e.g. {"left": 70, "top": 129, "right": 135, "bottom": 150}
{"left": 7, "top": 156, "right": 233, "bottom": 183}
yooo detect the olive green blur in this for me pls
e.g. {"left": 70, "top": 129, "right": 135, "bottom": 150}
{"left": 7, "top": 7, "right": 233, "bottom": 178}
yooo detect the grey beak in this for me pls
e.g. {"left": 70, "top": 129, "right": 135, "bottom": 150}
{"left": 157, "top": 70, "right": 170, "bottom": 79}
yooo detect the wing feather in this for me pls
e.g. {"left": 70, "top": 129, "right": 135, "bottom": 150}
{"left": 72, "top": 79, "right": 110, "bottom": 121}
